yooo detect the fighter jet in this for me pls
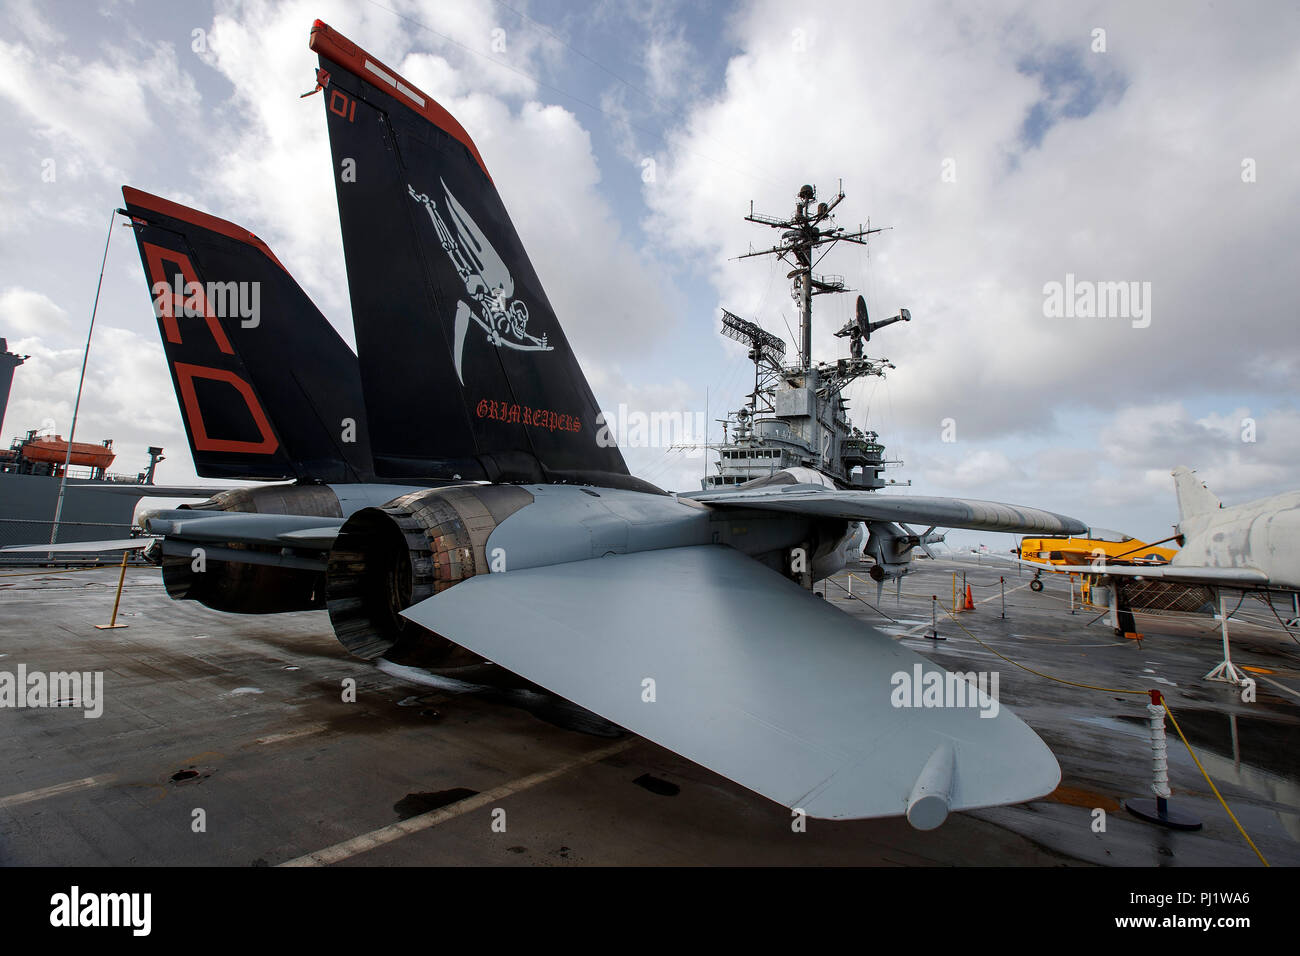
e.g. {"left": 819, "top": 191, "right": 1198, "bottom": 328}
{"left": 11, "top": 21, "right": 1093, "bottom": 828}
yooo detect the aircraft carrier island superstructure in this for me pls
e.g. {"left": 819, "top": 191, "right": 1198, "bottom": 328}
{"left": 704, "top": 183, "right": 909, "bottom": 491}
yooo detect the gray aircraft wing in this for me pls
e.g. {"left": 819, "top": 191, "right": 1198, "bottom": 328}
{"left": 401, "top": 544, "right": 1059, "bottom": 824}
{"left": 140, "top": 511, "right": 343, "bottom": 549}
{"left": 691, "top": 484, "right": 1086, "bottom": 534}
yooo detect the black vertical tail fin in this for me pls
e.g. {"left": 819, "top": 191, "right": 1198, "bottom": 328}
{"left": 122, "top": 187, "right": 373, "bottom": 482}
{"left": 308, "top": 21, "right": 649, "bottom": 491}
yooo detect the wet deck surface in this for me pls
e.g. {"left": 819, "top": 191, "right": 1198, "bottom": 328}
{"left": 1, "top": 557, "right": 1296, "bottom": 866}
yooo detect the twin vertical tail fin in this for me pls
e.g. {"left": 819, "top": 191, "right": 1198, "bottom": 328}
{"left": 122, "top": 187, "right": 373, "bottom": 482}
{"left": 1171, "top": 465, "right": 1221, "bottom": 522}
{"left": 308, "top": 21, "right": 647, "bottom": 490}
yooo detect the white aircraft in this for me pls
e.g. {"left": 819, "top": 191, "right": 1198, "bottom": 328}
{"left": 1021, "top": 467, "right": 1300, "bottom": 684}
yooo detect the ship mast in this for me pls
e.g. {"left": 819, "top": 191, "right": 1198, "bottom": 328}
{"left": 738, "top": 181, "right": 883, "bottom": 370}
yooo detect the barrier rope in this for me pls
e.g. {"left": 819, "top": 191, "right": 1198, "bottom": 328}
{"left": 1161, "top": 700, "right": 1269, "bottom": 867}
{"left": 930, "top": 595, "right": 1270, "bottom": 866}
{"left": 827, "top": 575, "right": 902, "bottom": 623}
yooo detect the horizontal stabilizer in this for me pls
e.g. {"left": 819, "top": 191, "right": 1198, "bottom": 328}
{"left": 694, "top": 484, "right": 1087, "bottom": 535}
{"left": 402, "top": 545, "right": 1059, "bottom": 822}
{"left": 2, "top": 538, "right": 153, "bottom": 553}
{"left": 141, "top": 511, "right": 343, "bottom": 549}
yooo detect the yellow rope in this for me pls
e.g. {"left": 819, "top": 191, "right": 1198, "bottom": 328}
{"left": 933, "top": 597, "right": 1269, "bottom": 865}
{"left": 937, "top": 596, "right": 1147, "bottom": 695}
{"left": 1161, "top": 700, "right": 1269, "bottom": 867}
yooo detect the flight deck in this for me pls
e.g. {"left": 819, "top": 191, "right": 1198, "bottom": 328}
{"left": 1, "top": 555, "right": 1295, "bottom": 866}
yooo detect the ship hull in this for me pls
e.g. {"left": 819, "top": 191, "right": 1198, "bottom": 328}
{"left": 0, "top": 473, "right": 139, "bottom": 562}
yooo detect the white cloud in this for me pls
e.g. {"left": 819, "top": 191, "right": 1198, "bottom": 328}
{"left": 0, "top": 287, "right": 72, "bottom": 340}
{"left": 0, "top": 32, "right": 200, "bottom": 181}
{"left": 643, "top": 0, "right": 1300, "bottom": 441}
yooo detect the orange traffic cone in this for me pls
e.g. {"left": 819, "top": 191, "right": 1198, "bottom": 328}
{"left": 964, "top": 585, "right": 975, "bottom": 611}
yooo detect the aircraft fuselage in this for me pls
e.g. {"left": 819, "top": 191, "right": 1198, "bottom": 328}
{"left": 1175, "top": 490, "right": 1300, "bottom": 590}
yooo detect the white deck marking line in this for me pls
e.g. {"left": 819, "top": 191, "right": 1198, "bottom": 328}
{"left": 0, "top": 774, "right": 116, "bottom": 809}
{"left": 255, "top": 724, "right": 328, "bottom": 746}
{"left": 279, "top": 738, "right": 637, "bottom": 867}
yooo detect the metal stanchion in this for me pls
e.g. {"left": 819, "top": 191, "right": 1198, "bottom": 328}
{"left": 1124, "top": 690, "right": 1202, "bottom": 830}
{"left": 926, "top": 595, "right": 944, "bottom": 641}
{"left": 94, "top": 551, "right": 131, "bottom": 630}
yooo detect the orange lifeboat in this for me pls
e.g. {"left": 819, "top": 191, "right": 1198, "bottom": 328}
{"left": 21, "top": 436, "right": 116, "bottom": 470}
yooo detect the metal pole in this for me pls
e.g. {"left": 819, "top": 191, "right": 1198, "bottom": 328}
{"left": 1205, "top": 590, "right": 1245, "bottom": 683}
{"left": 95, "top": 550, "right": 131, "bottom": 630}
{"left": 1000, "top": 576, "right": 1005, "bottom": 619}
{"left": 926, "top": 595, "right": 944, "bottom": 640}
{"left": 799, "top": 248, "right": 812, "bottom": 369}
{"left": 1124, "top": 689, "right": 1201, "bottom": 829}
{"left": 50, "top": 209, "right": 118, "bottom": 550}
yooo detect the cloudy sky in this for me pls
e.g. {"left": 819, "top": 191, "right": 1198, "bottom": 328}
{"left": 1, "top": 0, "right": 1296, "bottom": 546}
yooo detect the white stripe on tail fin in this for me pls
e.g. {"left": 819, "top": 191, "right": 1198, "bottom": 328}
{"left": 1172, "top": 466, "right": 1221, "bottom": 522}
